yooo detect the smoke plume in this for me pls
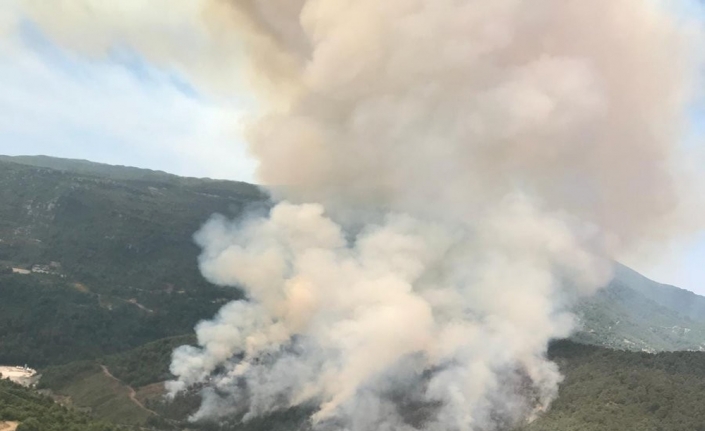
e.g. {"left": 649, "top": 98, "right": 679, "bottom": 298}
{"left": 164, "top": 1, "right": 700, "bottom": 429}
{"left": 15, "top": 0, "right": 702, "bottom": 429}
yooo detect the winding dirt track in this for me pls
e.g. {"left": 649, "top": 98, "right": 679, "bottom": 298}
{"left": 99, "top": 365, "right": 158, "bottom": 416}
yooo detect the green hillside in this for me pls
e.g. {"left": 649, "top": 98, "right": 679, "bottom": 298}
{"left": 1, "top": 154, "right": 705, "bottom": 370}
{"left": 2, "top": 156, "right": 705, "bottom": 430}
{"left": 574, "top": 266, "right": 705, "bottom": 352}
{"left": 0, "top": 156, "right": 264, "bottom": 295}
{"left": 0, "top": 378, "right": 132, "bottom": 431}
{"left": 39, "top": 337, "right": 705, "bottom": 431}
{"left": 613, "top": 264, "right": 705, "bottom": 323}
{"left": 2, "top": 155, "right": 705, "bottom": 358}
{"left": 0, "top": 157, "right": 267, "bottom": 367}
{"left": 523, "top": 341, "right": 705, "bottom": 431}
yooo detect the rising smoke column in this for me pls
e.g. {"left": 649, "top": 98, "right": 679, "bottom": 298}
{"left": 163, "top": 1, "right": 699, "bottom": 430}
{"left": 13, "top": 0, "right": 701, "bottom": 429}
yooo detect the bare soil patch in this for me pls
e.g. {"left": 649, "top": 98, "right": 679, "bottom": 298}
{"left": 0, "top": 422, "right": 19, "bottom": 431}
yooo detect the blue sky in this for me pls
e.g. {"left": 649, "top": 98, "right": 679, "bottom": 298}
{"left": 0, "top": 2, "right": 703, "bottom": 295}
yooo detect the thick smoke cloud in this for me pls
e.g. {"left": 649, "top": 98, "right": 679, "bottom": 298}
{"left": 15, "top": 0, "right": 702, "bottom": 429}
{"left": 164, "top": 1, "right": 700, "bottom": 429}
{"left": 169, "top": 199, "right": 610, "bottom": 430}
{"left": 232, "top": 0, "right": 697, "bottom": 248}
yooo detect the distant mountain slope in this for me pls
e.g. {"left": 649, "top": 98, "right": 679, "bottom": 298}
{"left": 613, "top": 264, "right": 705, "bottom": 322}
{"left": 573, "top": 265, "right": 705, "bottom": 352}
{"left": 0, "top": 154, "right": 258, "bottom": 196}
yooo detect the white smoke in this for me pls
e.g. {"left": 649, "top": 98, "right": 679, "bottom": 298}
{"left": 168, "top": 198, "right": 610, "bottom": 430}
{"left": 161, "top": 1, "right": 701, "bottom": 429}
{"left": 13, "top": 0, "right": 703, "bottom": 429}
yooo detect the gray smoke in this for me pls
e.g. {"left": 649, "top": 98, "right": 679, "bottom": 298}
{"left": 14, "top": 0, "right": 703, "bottom": 429}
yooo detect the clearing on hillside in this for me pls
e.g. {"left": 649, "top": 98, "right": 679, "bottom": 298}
{"left": 0, "top": 366, "right": 37, "bottom": 387}
{"left": 0, "top": 422, "right": 19, "bottom": 431}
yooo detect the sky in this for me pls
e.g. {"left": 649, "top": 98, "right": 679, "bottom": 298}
{"left": 0, "top": 1, "right": 703, "bottom": 295}
{"left": 0, "top": 5, "right": 258, "bottom": 182}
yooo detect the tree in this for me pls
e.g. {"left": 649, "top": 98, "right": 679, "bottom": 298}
{"left": 17, "top": 418, "right": 41, "bottom": 431}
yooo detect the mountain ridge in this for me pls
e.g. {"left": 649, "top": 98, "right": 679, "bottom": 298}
{"left": 1, "top": 154, "right": 704, "bottom": 355}
{"left": 2, "top": 154, "right": 705, "bottom": 430}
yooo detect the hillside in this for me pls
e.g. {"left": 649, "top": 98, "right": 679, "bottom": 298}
{"left": 0, "top": 156, "right": 267, "bottom": 367}
{"left": 574, "top": 265, "right": 705, "bottom": 352}
{"left": 523, "top": 341, "right": 705, "bottom": 431}
{"left": 1, "top": 154, "right": 704, "bottom": 367}
{"left": 0, "top": 378, "right": 132, "bottom": 431}
{"left": 35, "top": 338, "right": 705, "bottom": 431}
{"left": 0, "top": 155, "right": 264, "bottom": 294}
{"left": 3, "top": 156, "right": 705, "bottom": 430}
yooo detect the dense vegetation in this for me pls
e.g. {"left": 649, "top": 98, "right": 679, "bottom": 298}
{"left": 3, "top": 156, "right": 705, "bottom": 430}
{"left": 523, "top": 341, "right": 705, "bottom": 431}
{"left": 0, "top": 379, "right": 131, "bottom": 431}
{"left": 0, "top": 157, "right": 265, "bottom": 366}
{"left": 0, "top": 272, "right": 233, "bottom": 367}
{"left": 102, "top": 335, "right": 196, "bottom": 388}
{"left": 574, "top": 275, "right": 705, "bottom": 352}
{"left": 0, "top": 157, "right": 264, "bottom": 296}
{"left": 34, "top": 337, "right": 705, "bottom": 431}
{"left": 2, "top": 154, "right": 704, "bottom": 363}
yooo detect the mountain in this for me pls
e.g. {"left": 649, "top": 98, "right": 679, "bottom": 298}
{"left": 2, "top": 155, "right": 704, "bottom": 358}
{"left": 0, "top": 156, "right": 267, "bottom": 367}
{"left": 1, "top": 154, "right": 705, "bottom": 366}
{"left": 573, "top": 264, "right": 705, "bottom": 352}
{"left": 35, "top": 339, "right": 705, "bottom": 431}
{"left": 3, "top": 155, "right": 705, "bottom": 430}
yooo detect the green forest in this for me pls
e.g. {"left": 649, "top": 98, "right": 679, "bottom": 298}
{"left": 0, "top": 379, "right": 131, "bottom": 431}
{"left": 0, "top": 273, "right": 233, "bottom": 367}
{"left": 30, "top": 338, "right": 705, "bottom": 431}
{"left": 2, "top": 157, "right": 705, "bottom": 431}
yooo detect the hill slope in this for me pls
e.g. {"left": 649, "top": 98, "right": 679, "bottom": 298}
{"left": 1, "top": 154, "right": 704, "bottom": 367}
{"left": 3, "top": 155, "right": 705, "bottom": 430}
{"left": 0, "top": 378, "right": 131, "bottom": 431}
{"left": 523, "top": 341, "right": 705, "bottom": 431}
{"left": 0, "top": 156, "right": 267, "bottom": 367}
{"left": 574, "top": 265, "right": 705, "bottom": 352}
{"left": 39, "top": 338, "right": 705, "bottom": 431}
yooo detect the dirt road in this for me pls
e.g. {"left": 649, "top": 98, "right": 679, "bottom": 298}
{"left": 99, "top": 365, "right": 158, "bottom": 416}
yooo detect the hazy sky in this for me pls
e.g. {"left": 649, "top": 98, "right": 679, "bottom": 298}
{"left": 0, "top": 14, "right": 258, "bottom": 182}
{"left": 0, "top": 2, "right": 703, "bottom": 295}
